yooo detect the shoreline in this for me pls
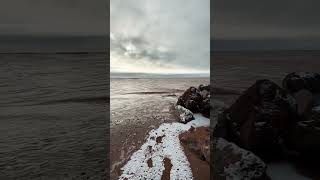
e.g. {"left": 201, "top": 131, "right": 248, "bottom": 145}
{"left": 110, "top": 79, "right": 210, "bottom": 179}
{"left": 117, "top": 114, "right": 210, "bottom": 180}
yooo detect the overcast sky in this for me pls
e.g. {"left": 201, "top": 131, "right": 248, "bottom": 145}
{"left": 0, "top": 0, "right": 107, "bottom": 36}
{"left": 110, "top": 0, "right": 210, "bottom": 74}
{"left": 213, "top": 0, "right": 320, "bottom": 40}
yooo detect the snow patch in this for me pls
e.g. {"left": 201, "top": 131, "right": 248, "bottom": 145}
{"left": 175, "top": 105, "right": 194, "bottom": 123}
{"left": 216, "top": 138, "right": 267, "bottom": 180}
{"left": 119, "top": 114, "right": 209, "bottom": 180}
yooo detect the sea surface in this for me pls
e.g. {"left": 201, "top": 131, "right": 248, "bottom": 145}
{"left": 110, "top": 77, "right": 210, "bottom": 128}
{"left": 0, "top": 53, "right": 108, "bottom": 179}
{"left": 212, "top": 50, "right": 320, "bottom": 106}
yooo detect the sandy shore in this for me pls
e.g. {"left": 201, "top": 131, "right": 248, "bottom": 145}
{"left": 110, "top": 106, "right": 177, "bottom": 179}
{"left": 180, "top": 129, "right": 210, "bottom": 180}
{"left": 113, "top": 113, "right": 210, "bottom": 180}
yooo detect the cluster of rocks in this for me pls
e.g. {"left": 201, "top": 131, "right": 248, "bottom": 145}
{"left": 213, "top": 72, "right": 320, "bottom": 179}
{"left": 173, "top": 84, "right": 211, "bottom": 163}
{"left": 176, "top": 84, "right": 211, "bottom": 120}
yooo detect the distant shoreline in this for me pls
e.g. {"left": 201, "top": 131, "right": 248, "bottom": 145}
{"left": 110, "top": 74, "right": 210, "bottom": 79}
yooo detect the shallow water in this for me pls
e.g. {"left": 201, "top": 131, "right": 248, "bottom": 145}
{"left": 0, "top": 53, "right": 108, "bottom": 179}
{"left": 111, "top": 78, "right": 209, "bottom": 125}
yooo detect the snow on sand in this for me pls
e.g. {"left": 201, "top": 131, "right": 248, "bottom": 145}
{"left": 119, "top": 114, "right": 209, "bottom": 180}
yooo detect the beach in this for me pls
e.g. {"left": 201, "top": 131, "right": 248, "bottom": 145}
{"left": 110, "top": 77, "right": 209, "bottom": 179}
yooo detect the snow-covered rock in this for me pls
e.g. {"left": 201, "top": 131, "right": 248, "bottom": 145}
{"left": 177, "top": 86, "right": 203, "bottom": 113}
{"left": 212, "top": 138, "right": 269, "bottom": 180}
{"left": 177, "top": 85, "right": 211, "bottom": 118}
{"left": 175, "top": 105, "right": 195, "bottom": 123}
{"left": 214, "top": 79, "right": 298, "bottom": 160}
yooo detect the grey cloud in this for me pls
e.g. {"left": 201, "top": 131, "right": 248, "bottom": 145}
{"left": 0, "top": 0, "right": 108, "bottom": 35}
{"left": 111, "top": 35, "right": 176, "bottom": 63}
{"left": 111, "top": 0, "right": 210, "bottom": 72}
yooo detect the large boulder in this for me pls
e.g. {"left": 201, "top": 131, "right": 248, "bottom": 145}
{"left": 212, "top": 138, "right": 269, "bottom": 180}
{"left": 283, "top": 72, "right": 320, "bottom": 94}
{"left": 214, "top": 79, "right": 298, "bottom": 160}
{"left": 177, "top": 87, "right": 203, "bottom": 113}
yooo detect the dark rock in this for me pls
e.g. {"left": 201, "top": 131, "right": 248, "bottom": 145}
{"left": 198, "top": 84, "right": 210, "bottom": 91}
{"left": 212, "top": 138, "right": 270, "bottom": 180}
{"left": 293, "top": 89, "right": 313, "bottom": 120}
{"left": 311, "top": 106, "right": 320, "bottom": 120}
{"left": 284, "top": 106, "right": 320, "bottom": 159}
{"left": 283, "top": 72, "right": 320, "bottom": 94}
{"left": 177, "top": 87, "right": 203, "bottom": 113}
{"left": 200, "top": 96, "right": 210, "bottom": 118}
{"left": 214, "top": 79, "right": 298, "bottom": 160}
{"left": 177, "top": 85, "right": 211, "bottom": 118}
{"left": 200, "top": 89, "right": 210, "bottom": 99}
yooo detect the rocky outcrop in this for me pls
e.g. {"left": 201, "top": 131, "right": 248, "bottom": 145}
{"left": 177, "top": 84, "right": 210, "bottom": 118}
{"left": 212, "top": 138, "right": 269, "bottom": 180}
{"left": 214, "top": 79, "right": 298, "bottom": 160}
{"left": 281, "top": 72, "right": 320, "bottom": 160}
{"left": 177, "top": 87, "right": 203, "bottom": 113}
{"left": 212, "top": 72, "right": 320, "bottom": 179}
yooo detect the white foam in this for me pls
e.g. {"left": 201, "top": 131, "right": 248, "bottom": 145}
{"left": 119, "top": 114, "right": 209, "bottom": 180}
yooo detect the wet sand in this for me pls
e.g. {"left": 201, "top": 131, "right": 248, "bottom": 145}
{"left": 110, "top": 106, "right": 177, "bottom": 179}
{"left": 179, "top": 128, "right": 210, "bottom": 180}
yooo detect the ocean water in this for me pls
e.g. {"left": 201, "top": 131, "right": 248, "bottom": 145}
{"left": 0, "top": 53, "right": 108, "bottom": 179}
{"left": 212, "top": 50, "right": 320, "bottom": 106}
{"left": 110, "top": 77, "right": 210, "bottom": 126}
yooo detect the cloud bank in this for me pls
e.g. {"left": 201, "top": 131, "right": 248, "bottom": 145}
{"left": 213, "top": 0, "right": 320, "bottom": 40}
{"left": 110, "top": 0, "right": 210, "bottom": 74}
{"left": 0, "top": 0, "right": 108, "bottom": 35}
